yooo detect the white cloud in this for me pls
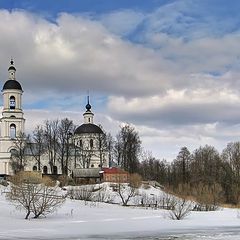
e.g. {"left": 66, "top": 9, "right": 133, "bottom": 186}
{"left": 108, "top": 88, "right": 240, "bottom": 125}
{"left": 0, "top": 10, "right": 174, "bottom": 99}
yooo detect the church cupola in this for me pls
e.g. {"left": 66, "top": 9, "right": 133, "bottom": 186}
{"left": 2, "top": 60, "right": 22, "bottom": 91}
{"left": 83, "top": 96, "right": 94, "bottom": 124}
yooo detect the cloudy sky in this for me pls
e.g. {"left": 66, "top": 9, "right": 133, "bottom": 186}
{"left": 0, "top": 0, "right": 240, "bottom": 160}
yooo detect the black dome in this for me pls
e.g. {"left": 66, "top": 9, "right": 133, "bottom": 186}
{"left": 2, "top": 80, "right": 22, "bottom": 91}
{"left": 74, "top": 123, "right": 103, "bottom": 134}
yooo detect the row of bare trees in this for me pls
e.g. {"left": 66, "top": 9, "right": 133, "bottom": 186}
{"left": 10, "top": 119, "right": 142, "bottom": 175}
{"left": 11, "top": 118, "right": 75, "bottom": 175}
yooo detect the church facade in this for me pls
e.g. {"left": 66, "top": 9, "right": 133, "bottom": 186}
{"left": 0, "top": 61, "right": 109, "bottom": 176}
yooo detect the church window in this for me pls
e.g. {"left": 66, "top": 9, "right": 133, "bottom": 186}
{"left": 88, "top": 118, "right": 91, "bottom": 123}
{"left": 43, "top": 166, "right": 48, "bottom": 174}
{"left": 91, "top": 164, "right": 94, "bottom": 168}
{"left": 53, "top": 166, "right": 58, "bottom": 174}
{"left": 9, "top": 96, "right": 15, "bottom": 110}
{"left": 10, "top": 124, "right": 16, "bottom": 139}
{"left": 10, "top": 148, "right": 18, "bottom": 157}
{"left": 90, "top": 139, "right": 93, "bottom": 148}
{"left": 33, "top": 166, "right": 37, "bottom": 171}
{"left": 79, "top": 139, "right": 82, "bottom": 147}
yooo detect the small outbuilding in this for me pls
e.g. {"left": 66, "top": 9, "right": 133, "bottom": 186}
{"left": 102, "top": 167, "right": 129, "bottom": 183}
{"left": 72, "top": 168, "right": 101, "bottom": 184}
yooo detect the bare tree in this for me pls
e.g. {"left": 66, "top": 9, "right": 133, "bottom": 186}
{"left": 114, "top": 124, "right": 141, "bottom": 173}
{"left": 168, "top": 197, "right": 193, "bottom": 220}
{"left": 106, "top": 133, "right": 114, "bottom": 166}
{"left": 6, "top": 172, "right": 65, "bottom": 219}
{"left": 31, "top": 184, "right": 66, "bottom": 218}
{"left": 117, "top": 173, "right": 142, "bottom": 206}
{"left": 10, "top": 132, "right": 30, "bottom": 173}
{"left": 44, "top": 120, "right": 59, "bottom": 173}
{"left": 72, "top": 140, "right": 81, "bottom": 169}
{"left": 97, "top": 130, "right": 108, "bottom": 168}
{"left": 57, "top": 118, "right": 74, "bottom": 175}
{"left": 191, "top": 145, "right": 221, "bottom": 185}
{"left": 117, "top": 183, "right": 137, "bottom": 206}
{"left": 29, "top": 125, "right": 46, "bottom": 171}
{"left": 7, "top": 172, "right": 41, "bottom": 219}
{"left": 175, "top": 147, "right": 191, "bottom": 184}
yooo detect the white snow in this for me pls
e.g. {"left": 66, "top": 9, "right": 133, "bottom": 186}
{"left": 0, "top": 183, "right": 240, "bottom": 239}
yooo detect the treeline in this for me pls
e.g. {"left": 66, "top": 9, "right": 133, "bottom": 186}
{"left": 138, "top": 144, "right": 240, "bottom": 205}
{"left": 105, "top": 124, "right": 240, "bottom": 205}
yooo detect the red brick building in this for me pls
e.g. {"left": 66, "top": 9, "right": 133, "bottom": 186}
{"left": 102, "top": 167, "right": 129, "bottom": 183}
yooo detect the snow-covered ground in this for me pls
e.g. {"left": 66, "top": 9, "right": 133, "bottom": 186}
{"left": 0, "top": 183, "right": 240, "bottom": 239}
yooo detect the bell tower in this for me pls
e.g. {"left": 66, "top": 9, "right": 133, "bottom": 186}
{"left": 0, "top": 60, "right": 25, "bottom": 151}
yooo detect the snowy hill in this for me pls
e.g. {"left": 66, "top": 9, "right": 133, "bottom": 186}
{"left": 0, "top": 183, "right": 240, "bottom": 239}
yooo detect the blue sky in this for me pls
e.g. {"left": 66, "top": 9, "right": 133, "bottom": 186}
{"left": 0, "top": 0, "right": 172, "bottom": 15}
{"left": 0, "top": 0, "right": 240, "bottom": 160}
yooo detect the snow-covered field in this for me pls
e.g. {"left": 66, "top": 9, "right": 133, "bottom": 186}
{"left": 0, "top": 183, "right": 240, "bottom": 239}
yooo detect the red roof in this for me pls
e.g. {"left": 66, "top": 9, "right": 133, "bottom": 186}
{"left": 102, "top": 167, "right": 128, "bottom": 174}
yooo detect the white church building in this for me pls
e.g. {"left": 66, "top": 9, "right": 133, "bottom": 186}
{"left": 0, "top": 61, "right": 109, "bottom": 177}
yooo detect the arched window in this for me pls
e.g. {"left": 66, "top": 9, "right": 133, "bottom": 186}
{"left": 53, "top": 166, "right": 58, "bottom": 175}
{"left": 79, "top": 139, "right": 82, "bottom": 148}
{"left": 10, "top": 124, "right": 16, "bottom": 139}
{"left": 9, "top": 96, "right": 15, "bottom": 110}
{"left": 90, "top": 139, "right": 93, "bottom": 148}
{"left": 33, "top": 166, "right": 37, "bottom": 171}
{"left": 43, "top": 166, "right": 48, "bottom": 174}
{"left": 10, "top": 148, "right": 18, "bottom": 157}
